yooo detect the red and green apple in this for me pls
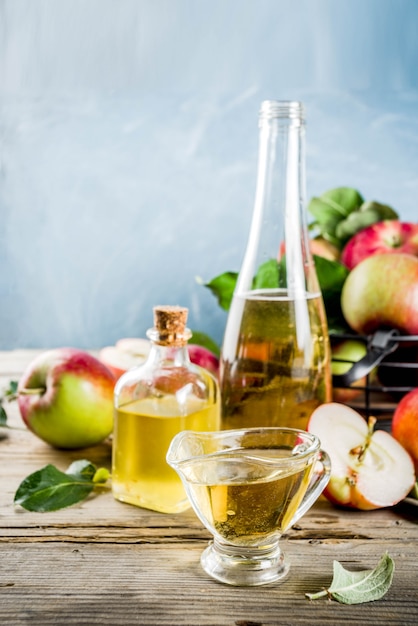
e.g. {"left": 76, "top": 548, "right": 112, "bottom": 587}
{"left": 18, "top": 348, "right": 116, "bottom": 449}
{"left": 341, "top": 221, "right": 418, "bottom": 270}
{"left": 341, "top": 253, "right": 418, "bottom": 335}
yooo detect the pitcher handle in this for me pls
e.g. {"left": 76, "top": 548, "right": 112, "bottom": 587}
{"left": 289, "top": 449, "right": 331, "bottom": 527}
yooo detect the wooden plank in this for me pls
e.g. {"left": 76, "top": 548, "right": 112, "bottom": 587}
{"left": 1, "top": 540, "right": 417, "bottom": 626}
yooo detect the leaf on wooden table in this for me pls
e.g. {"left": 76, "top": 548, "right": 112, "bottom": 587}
{"left": 306, "top": 553, "right": 395, "bottom": 604}
{"left": 14, "top": 460, "right": 109, "bottom": 512}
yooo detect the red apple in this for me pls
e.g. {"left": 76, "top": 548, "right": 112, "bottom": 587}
{"left": 341, "top": 221, "right": 418, "bottom": 270}
{"left": 187, "top": 344, "right": 219, "bottom": 377}
{"left": 341, "top": 253, "right": 418, "bottom": 335}
{"left": 17, "top": 348, "right": 116, "bottom": 449}
{"left": 392, "top": 387, "right": 418, "bottom": 475}
{"left": 307, "top": 402, "right": 415, "bottom": 510}
{"left": 331, "top": 339, "right": 368, "bottom": 402}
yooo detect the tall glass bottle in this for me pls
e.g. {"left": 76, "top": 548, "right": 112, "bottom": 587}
{"left": 112, "top": 305, "right": 220, "bottom": 514}
{"left": 220, "top": 100, "right": 331, "bottom": 431}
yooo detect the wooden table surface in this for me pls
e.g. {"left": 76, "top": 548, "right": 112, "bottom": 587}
{"left": 1, "top": 350, "right": 417, "bottom": 626}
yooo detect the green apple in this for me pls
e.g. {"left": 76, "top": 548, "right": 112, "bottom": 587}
{"left": 341, "top": 253, "right": 418, "bottom": 335}
{"left": 331, "top": 339, "right": 368, "bottom": 402}
{"left": 17, "top": 348, "right": 116, "bottom": 449}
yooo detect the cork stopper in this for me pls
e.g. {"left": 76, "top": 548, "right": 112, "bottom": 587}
{"left": 150, "top": 305, "right": 191, "bottom": 346}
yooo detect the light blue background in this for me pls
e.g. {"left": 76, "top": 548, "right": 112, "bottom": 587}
{"left": 1, "top": 0, "right": 417, "bottom": 350}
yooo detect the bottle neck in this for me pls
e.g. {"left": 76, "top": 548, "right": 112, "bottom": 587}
{"left": 146, "top": 342, "right": 191, "bottom": 368}
{"left": 236, "top": 100, "right": 315, "bottom": 298}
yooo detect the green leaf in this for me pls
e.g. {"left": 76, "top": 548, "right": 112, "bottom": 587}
{"left": 335, "top": 208, "right": 381, "bottom": 242}
{"left": 66, "top": 459, "right": 97, "bottom": 481}
{"left": 308, "top": 187, "right": 365, "bottom": 247}
{"left": 0, "top": 380, "right": 20, "bottom": 427}
{"left": 314, "top": 256, "right": 349, "bottom": 294}
{"left": 306, "top": 553, "right": 395, "bottom": 604}
{"left": 200, "top": 271, "right": 238, "bottom": 311}
{"left": 308, "top": 197, "right": 346, "bottom": 223}
{"left": 313, "top": 255, "right": 350, "bottom": 332}
{"left": 360, "top": 201, "right": 398, "bottom": 221}
{"left": 4, "top": 380, "right": 19, "bottom": 400}
{"left": 189, "top": 330, "right": 220, "bottom": 357}
{"left": 252, "top": 259, "right": 279, "bottom": 289}
{"left": 14, "top": 461, "right": 103, "bottom": 512}
{"left": 321, "top": 187, "right": 364, "bottom": 215}
{"left": 0, "top": 405, "right": 7, "bottom": 426}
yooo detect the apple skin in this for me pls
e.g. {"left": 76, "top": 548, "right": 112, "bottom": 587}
{"left": 341, "top": 253, "right": 418, "bottom": 335}
{"left": 331, "top": 339, "right": 368, "bottom": 402}
{"left": 307, "top": 402, "right": 415, "bottom": 510}
{"left": 310, "top": 236, "right": 340, "bottom": 261}
{"left": 18, "top": 348, "right": 116, "bottom": 449}
{"left": 187, "top": 344, "right": 219, "bottom": 377}
{"left": 392, "top": 387, "right": 418, "bottom": 475}
{"left": 99, "top": 338, "right": 151, "bottom": 379}
{"left": 279, "top": 236, "right": 340, "bottom": 262}
{"left": 341, "top": 221, "right": 418, "bottom": 270}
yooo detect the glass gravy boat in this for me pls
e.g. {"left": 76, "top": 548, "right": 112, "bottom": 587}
{"left": 167, "top": 427, "right": 331, "bottom": 586}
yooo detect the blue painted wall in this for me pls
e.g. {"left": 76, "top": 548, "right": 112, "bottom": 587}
{"left": 1, "top": 0, "right": 417, "bottom": 350}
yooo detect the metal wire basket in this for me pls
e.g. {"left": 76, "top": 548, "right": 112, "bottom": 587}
{"left": 330, "top": 330, "right": 418, "bottom": 430}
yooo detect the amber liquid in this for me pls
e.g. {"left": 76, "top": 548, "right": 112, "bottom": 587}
{"left": 112, "top": 395, "right": 220, "bottom": 513}
{"left": 188, "top": 450, "right": 314, "bottom": 546}
{"left": 220, "top": 290, "right": 331, "bottom": 431}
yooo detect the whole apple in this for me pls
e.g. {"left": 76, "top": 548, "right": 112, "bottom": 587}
{"left": 392, "top": 387, "right": 418, "bottom": 475}
{"left": 308, "top": 402, "right": 415, "bottom": 510}
{"left": 331, "top": 338, "right": 368, "bottom": 402}
{"left": 341, "top": 253, "right": 418, "bottom": 335}
{"left": 341, "top": 221, "right": 418, "bottom": 270}
{"left": 18, "top": 348, "right": 116, "bottom": 449}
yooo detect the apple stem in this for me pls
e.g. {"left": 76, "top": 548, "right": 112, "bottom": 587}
{"left": 354, "top": 416, "right": 377, "bottom": 463}
{"left": 18, "top": 387, "right": 46, "bottom": 396}
{"left": 306, "top": 588, "right": 332, "bottom": 601}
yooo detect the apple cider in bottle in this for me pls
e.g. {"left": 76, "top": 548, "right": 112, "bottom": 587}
{"left": 220, "top": 101, "right": 332, "bottom": 431}
{"left": 112, "top": 305, "right": 220, "bottom": 513}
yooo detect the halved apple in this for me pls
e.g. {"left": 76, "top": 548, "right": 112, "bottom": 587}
{"left": 98, "top": 338, "right": 151, "bottom": 379}
{"left": 307, "top": 403, "right": 415, "bottom": 510}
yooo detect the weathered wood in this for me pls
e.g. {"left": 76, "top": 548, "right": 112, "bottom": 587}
{"left": 0, "top": 350, "right": 417, "bottom": 625}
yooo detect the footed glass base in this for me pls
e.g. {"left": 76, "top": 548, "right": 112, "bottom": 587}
{"left": 200, "top": 539, "right": 289, "bottom": 586}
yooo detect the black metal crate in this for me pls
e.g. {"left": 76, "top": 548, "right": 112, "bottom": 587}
{"left": 330, "top": 331, "right": 418, "bottom": 429}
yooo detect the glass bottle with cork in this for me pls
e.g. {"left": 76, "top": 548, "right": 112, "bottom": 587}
{"left": 112, "top": 305, "right": 220, "bottom": 514}
{"left": 220, "top": 100, "right": 332, "bottom": 431}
